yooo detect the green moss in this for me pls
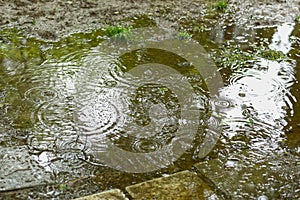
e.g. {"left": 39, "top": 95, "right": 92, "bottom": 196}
{"left": 295, "top": 16, "right": 300, "bottom": 23}
{"left": 0, "top": 29, "right": 46, "bottom": 64}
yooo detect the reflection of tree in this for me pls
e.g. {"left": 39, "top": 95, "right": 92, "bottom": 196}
{"left": 286, "top": 23, "right": 300, "bottom": 149}
{"left": 0, "top": 30, "right": 44, "bottom": 129}
{"left": 213, "top": 21, "right": 300, "bottom": 150}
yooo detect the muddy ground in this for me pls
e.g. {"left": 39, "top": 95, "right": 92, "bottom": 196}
{"left": 0, "top": 0, "right": 299, "bottom": 40}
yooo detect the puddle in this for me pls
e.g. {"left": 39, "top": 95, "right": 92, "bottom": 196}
{"left": 0, "top": 3, "right": 300, "bottom": 199}
{"left": 0, "top": 27, "right": 224, "bottom": 198}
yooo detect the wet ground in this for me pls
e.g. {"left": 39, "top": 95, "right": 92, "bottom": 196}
{"left": 0, "top": 0, "right": 300, "bottom": 199}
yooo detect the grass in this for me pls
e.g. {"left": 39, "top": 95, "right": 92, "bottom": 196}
{"left": 296, "top": 16, "right": 300, "bottom": 23}
{"left": 258, "top": 49, "right": 285, "bottom": 61}
{"left": 105, "top": 25, "right": 132, "bottom": 41}
{"left": 59, "top": 183, "right": 68, "bottom": 191}
{"left": 158, "top": 87, "right": 168, "bottom": 94}
{"left": 213, "top": 46, "right": 254, "bottom": 71}
{"left": 214, "top": 45, "right": 287, "bottom": 71}
{"left": 193, "top": 26, "right": 211, "bottom": 32}
{"left": 212, "top": 0, "right": 228, "bottom": 12}
{"left": 178, "top": 31, "right": 192, "bottom": 40}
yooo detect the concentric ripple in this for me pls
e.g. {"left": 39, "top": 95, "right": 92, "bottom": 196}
{"left": 31, "top": 100, "right": 76, "bottom": 132}
{"left": 110, "top": 83, "right": 181, "bottom": 153}
{"left": 75, "top": 61, "right": 204, "bottom": 173}
{"left": 76, "top": 99, "right": 121, "bottom": 136}
{"left": 13, "top": 27, "right": 223, "bottom": 173}
{"left": 225, "top": 58, "right": 297, "bottom": 126}
{"left": 72, "top": 27, "right": 223, "bottom": 173}
{"left": 25, "top": 87, "right": 58, "bottom": 104}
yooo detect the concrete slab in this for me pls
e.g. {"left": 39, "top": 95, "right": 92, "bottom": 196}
{"left": 74, "top": 189, "right": 128, "bottom": 200}
{"left": 0, "top": 146, "right": 52, "bottom": 191}
{"left": 126, "top": 170, "right": 219, "bottom": 200}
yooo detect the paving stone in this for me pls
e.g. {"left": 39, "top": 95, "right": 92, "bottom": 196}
{"left": 74, "top": 189, "right": 128, "bottom": 200}
{"left": 0, "top": 146, "right": 52, "bottom": 191}
{"left": 194, "top": 157, "right": 300, "bottom": 199}
{"left": 126, "top": 170, "right": 219, "bottom": 200}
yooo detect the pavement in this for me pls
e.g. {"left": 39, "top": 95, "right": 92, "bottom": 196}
{"left": 74, "top": 167, "right": 224, "bottom": 200}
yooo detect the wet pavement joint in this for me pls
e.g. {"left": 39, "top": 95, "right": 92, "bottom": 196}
{"left": 75, "top": 170, "right": 221, "bottom": 200}
{"left": 74, "top": 189, "right": 128, "bottom": 200}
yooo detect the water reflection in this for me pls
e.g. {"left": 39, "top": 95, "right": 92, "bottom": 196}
{"left": 0, "top": 28, "right": 225, "bottom": 180}
{"left": 285, "top": 23, "right": 300, "bottom": 150}
{"left": 220, "top": 23, "right": 297, "bottom": 132}
{"left": 74, "top": 35, "right": 215, "bottom": 172}
{"left": 269, "top": 23, "right": 295, "bottom": 54}
{"left": 200, "top": 21, "right": 300, "bottom": 199}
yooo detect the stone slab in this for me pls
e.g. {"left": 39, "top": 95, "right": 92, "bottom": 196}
{"left": 74, "top": 189, "right": 128, "bottom": 200}
{"left": 0, "top": 146, "right": 52, "bottom": 191}
{"left": 126, "top": 170, "right": 219, "bottom": 200}
{"left": 194, "top": 157, "right": 300, "bottom": 199}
